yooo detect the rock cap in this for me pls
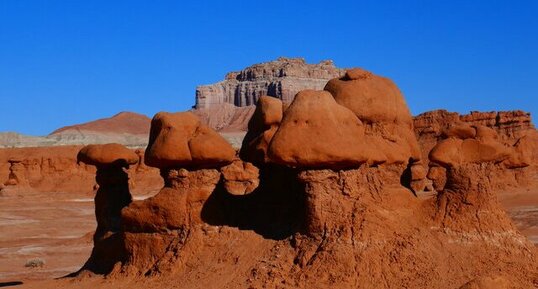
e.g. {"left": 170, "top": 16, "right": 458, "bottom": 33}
{"left": 144, "top": 111, "right": 235, "bottom": 169}
{"left": 77, "top": 143, "right": 138, "bottom": 167}
{"left": 267, "top": 90, "right": 374, "bottom": 169}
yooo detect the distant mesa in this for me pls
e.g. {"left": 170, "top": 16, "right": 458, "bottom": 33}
{"left": 195, "top": 57, "right": 345, "bottom": 108}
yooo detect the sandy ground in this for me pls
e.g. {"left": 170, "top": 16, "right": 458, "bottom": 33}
{"left": 0, "top": 190, "right": 94, "bottom": 283}
{"left": 0, "top": 186, "right": 536, "bottom": 288}
{"left": 498, "top": 187, "right": 538, "bottom": 244}
{"left": 0, "top": 189, "right": 157, "bottom": 286}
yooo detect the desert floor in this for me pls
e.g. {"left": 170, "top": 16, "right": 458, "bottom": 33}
{"left": 0, "top": 186, "right": 536, "bottom": 288}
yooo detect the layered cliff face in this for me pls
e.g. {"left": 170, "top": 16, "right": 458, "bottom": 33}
{"left": 75, "top": 69, "right": 537, "bottom": 289}
{"left": 0, "top": 146, "right": 162, "bottom": 194}
{"left": 414, "top": 109, "right": 538, "bottom": 163}
{"left": 195, "top": 57, "right": 345, "bottom": 108}
{"left": 414, "top": 109, "right": 534, "bottom": 143}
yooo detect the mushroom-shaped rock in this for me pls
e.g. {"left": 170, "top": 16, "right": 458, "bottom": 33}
{"left": 240, "top": 96, "right": 286, "bottom": 164}
{"left": 77, "top": 143, "right": 138, "bottom": 167}
{"left": 77, "top": 144, "right": 135, "bottom": 243}
{"left": 324, "top": 68, "right": 421, "bottom": 163}
{"left": 267, "top": 90, "right": 376, "bottom": 169}
{"left": 221, "top": 160, "right": 260, "bottom": 195}
{"left": 429, "top": 137, "right": 511, "bottom": 168}
{"left": 144, "top": 112, "right": 235, "bottom": 169}
{"left": 324, "top": 68, "right": 413, "bottom": 125}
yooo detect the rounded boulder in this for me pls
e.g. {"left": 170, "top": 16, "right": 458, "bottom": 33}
{"left": 144, "top": 112, "right": 235, "bottom": 169}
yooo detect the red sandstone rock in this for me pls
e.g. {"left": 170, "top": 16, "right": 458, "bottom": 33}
{"left": 474, "top": 125, "right": 498, "bottom": 140}
{"left": 220, "top": 160, "right": 259, "bottom": 195}
{"left": 443, "top": 123, "right": 476, "bottom": 139}
{"left": 325, "top": 68, "right": 422, "bottom": 163}
{"left": 427, "top": 166, "right": 447, "bottom": 191}
{"left": 122, "top": 168, "right": 220, "bottom": 232}
{"left": 410, "top": 163, "right": 427, "bottom": 180}
{"left": 267, "top": 90, "right": 374, "bottom": 168}
{"left": 429, "top": 138, "right": 511, "bottom": 168}
{"left": 4, "top": 158, "right": 27, "bottom": 186}
{"left": 0, "top": 146, "right": 162, "bottom": 194}
{"left": 144, "top": 112, "right": 235, "bottom": 169}
{"left": 458, "top": 275, "right": 510, "bottom": 289}
{"left": 121, "top": 187, "right": 188, "bottom": 232}
{"left": 240, "top": 96, "right": 285, "bottom": 164}
{"left": 505, "top": 132, "right": 538, "bottom": 168}
{"left": 325, "top": 68, "right": 413, "bottom": 125}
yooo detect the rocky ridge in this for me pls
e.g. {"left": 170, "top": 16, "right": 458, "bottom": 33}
{"left": 195, "top": 57, "right": 345, "bottom": 108}
{"left": 414, "top": 109, "right": 538, "bottom": 163}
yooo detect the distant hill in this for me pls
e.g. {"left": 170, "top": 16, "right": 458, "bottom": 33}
{"left": 0, "top": 110, "right": 248, "bottom": 149}
{"left": 50, "top": 111, "right": 151, "bottom": 135}
{"left": 0, "top": 112, "right": 151, "bottom": 148}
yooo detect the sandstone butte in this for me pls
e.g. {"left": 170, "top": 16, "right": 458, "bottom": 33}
{"left": 0, "top": 61, "right": 537, "bottom": 289}
{"left": 2, "top": 66, "right": 537, "bottom": 289}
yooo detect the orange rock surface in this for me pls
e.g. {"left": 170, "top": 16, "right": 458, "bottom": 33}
{"left": 144, "top": 112, "right": 235, "bottom": 169}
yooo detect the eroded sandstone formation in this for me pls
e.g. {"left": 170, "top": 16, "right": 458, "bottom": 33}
{"left": 76, "top": 144, "right": 139, "bottom": 273}
{"left": 414, "top": 109, "right": 538, "bottom": 161}
{"left": 77, "top": 68, "right": 537, "bottom": 288}
{"left": 415, "top": 110, "right": 538, "bottom": 195}
{"left": 195, "top": 57, "right": 345, "bottom": 108}
{"left": 144, "top": 112, "right": 236, "bottom": 169}
{"left": 0, "top": 145, "right": 162, "bottom": 194}
{"left": 77, "top": 144, "right": 137, "bottom": 237}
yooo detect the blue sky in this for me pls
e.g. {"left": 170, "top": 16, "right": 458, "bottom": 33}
{"left": 0, "top": 0, "right": 537, "bottom": 135}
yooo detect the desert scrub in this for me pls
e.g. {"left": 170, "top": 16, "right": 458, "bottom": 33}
{"left": 24, "top": 258, "right": 45, "bottom": 268}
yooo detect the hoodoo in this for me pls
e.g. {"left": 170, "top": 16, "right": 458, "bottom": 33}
{"left": 76, "top": 143, "right": 138, "bottom": 273}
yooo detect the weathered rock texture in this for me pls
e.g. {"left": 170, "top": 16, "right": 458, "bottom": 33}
{"left": 414, "top": 109, "right": 537, "bottom": 162}
{"left": 324, "top": 68, "right": 422, "bottom": 165}
{"left": 240, "top": 96, "right": 287, "bottom": 165}
{"left": 144, "top": 112, "right": 235, "bottom": 169}
{"left": 77, "top": 69, "right": 538, "bottom": 289}
{"left": 267, "top": 90, "right": 373, "bottom": 168}
{"left": 414, "top": 109, "right": 538, "bottom": 196}
{"left": 195, "top": 57, "right": 345, "bottom": 108}
{"left": 191, "top": 103, "right": 255, "bottom": 133}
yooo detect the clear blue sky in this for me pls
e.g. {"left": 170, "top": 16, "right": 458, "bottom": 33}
{"left": 1, "top": 0, "right": 537, "bottom": 135}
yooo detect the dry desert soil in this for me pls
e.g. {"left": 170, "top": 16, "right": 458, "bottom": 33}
{"left": 0, "top": 184, "right": 536, "bottom": 288}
